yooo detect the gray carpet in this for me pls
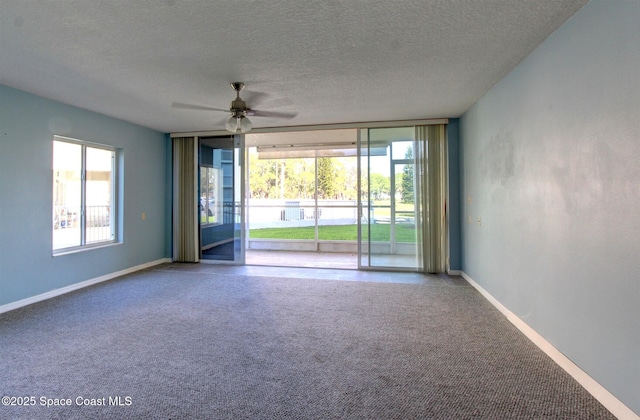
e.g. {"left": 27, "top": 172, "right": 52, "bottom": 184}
{"left": 0, "top": 264, "right": 614, "bottom": 419}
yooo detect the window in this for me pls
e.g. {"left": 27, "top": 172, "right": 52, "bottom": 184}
{"left": 200, "top": 166, "right": 222, "bottom": 226}
{"left": 200, "top": 144, "right": 225, "bottom": 226}
{"left": 53, "top": 137, "right": 117, "bottom": 253}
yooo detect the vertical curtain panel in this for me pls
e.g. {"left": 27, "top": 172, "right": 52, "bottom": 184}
{"left": 416, "top": 125, "right": 447, "bottom": 273}
{"left": 172, "top": 137, "right": 199, "bottom": 263}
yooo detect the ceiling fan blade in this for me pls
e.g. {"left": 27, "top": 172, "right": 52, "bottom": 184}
{"left": 172, "top": 102, "right": 229, "bottom": 112}
{"left": 249, "top": 109, "right": 298, "bottom": 119}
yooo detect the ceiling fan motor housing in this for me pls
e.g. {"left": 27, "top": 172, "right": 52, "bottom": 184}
{"left": 229, "top": 81, "right": 249, "bottom": 117}
{"left": 230, "top": 98, "right": 249, "bottom": 116}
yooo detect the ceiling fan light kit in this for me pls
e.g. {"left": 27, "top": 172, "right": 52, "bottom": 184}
{"left": 239, "top": 115, "right": 252, "bottom": 132}
{"left": 225, "top": 114, "right": 253, "bottom": 133}
{"left": 225, "top": 115, "right": 239, "bottom": 132}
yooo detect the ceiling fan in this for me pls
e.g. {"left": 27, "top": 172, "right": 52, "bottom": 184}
{"left": 172, "top": 82, "right": 297, "bottom": 133}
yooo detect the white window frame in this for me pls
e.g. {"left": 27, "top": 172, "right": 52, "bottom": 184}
{"left": 53, "top": 136, "right": 119, "bottom": 254}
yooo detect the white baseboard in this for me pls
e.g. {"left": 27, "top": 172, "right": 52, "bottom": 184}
{"left": 447, "top": 269, "right": 462, "bottom": 276}
{"left": 461, "top": 272, "right": 638, "bottom": 420}
{"left": 0, "top": 258, "right": 171, "bottom": 315}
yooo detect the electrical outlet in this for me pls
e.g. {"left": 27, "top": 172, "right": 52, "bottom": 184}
{"left": 141, "top": 212, "right": 146, "bottom": 220}
{"left": 477, "top": 216, "right": 482, "bottom": 226}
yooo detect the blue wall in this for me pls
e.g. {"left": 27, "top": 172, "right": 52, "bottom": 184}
{"left": 460, "top": 1, "right": 639, "bottom": 414}
{"left": 0, "top": 84, "right": 169, "bottom": 307}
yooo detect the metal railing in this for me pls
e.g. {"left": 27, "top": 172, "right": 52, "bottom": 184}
{"left": 53, "top": 205, "right": 112, "bottom": 244}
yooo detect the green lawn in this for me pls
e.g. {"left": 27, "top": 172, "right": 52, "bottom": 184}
{"left": 249, "top": 223, "right": 417, "bottom": 242}
{"left": 371, "top": 201, "right": 415, "bottom": 218}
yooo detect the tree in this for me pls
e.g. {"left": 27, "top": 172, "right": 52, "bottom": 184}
{"left": 317, "top": 158, "right": 337, "bottom": 199}
{"left": 336, "top": 159, "right": 358, "bottom": 200}
{"left": 287, "top": 158, "right": 315, "bottom": 199}
{"left": 369, "top": 173, "right": 390, "bottom": 200}
{"left": 401, "top": 148, "right": 414, "bottom": 203}
{"left": 248, "top": 151, "right": 359, "bottom": 201}
{"left": 248, "top": 151, "right": 276, "bottom": 198}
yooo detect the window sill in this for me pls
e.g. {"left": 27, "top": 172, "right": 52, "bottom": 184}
{"left": 52, "top": 241, "right": 122, "bottom": 257}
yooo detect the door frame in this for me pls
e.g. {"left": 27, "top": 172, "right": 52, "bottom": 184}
{"left": 357, "top": 127, "right": 422, "bottom": 272}
{"left": 198, "top": 134, "right": 246, "bottom": 265}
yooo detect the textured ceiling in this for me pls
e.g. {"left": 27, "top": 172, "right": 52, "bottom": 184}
{"left": 0, "top": 0, "right": 587, "bottom": 133}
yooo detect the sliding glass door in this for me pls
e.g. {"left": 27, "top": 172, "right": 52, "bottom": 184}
{"left": 358, "top": 127, "right": 422, "bottom": 271}
{"left": 199, "top": 135, "right": 245, "bottom": 263}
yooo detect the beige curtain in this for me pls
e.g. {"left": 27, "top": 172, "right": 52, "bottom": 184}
{"left": 172, "top": 137, "right": 199, "bottom": 262}
{"left": 416, "top": 125, "right": 447, "bottom": 273}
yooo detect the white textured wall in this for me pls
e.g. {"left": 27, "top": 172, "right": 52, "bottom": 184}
{"left": 460, "top": 1, "right": 640, "bottom": 414}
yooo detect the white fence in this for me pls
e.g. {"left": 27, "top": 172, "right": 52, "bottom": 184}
{"left": 248, "top": 199, "right": 359, "bottom": 229}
